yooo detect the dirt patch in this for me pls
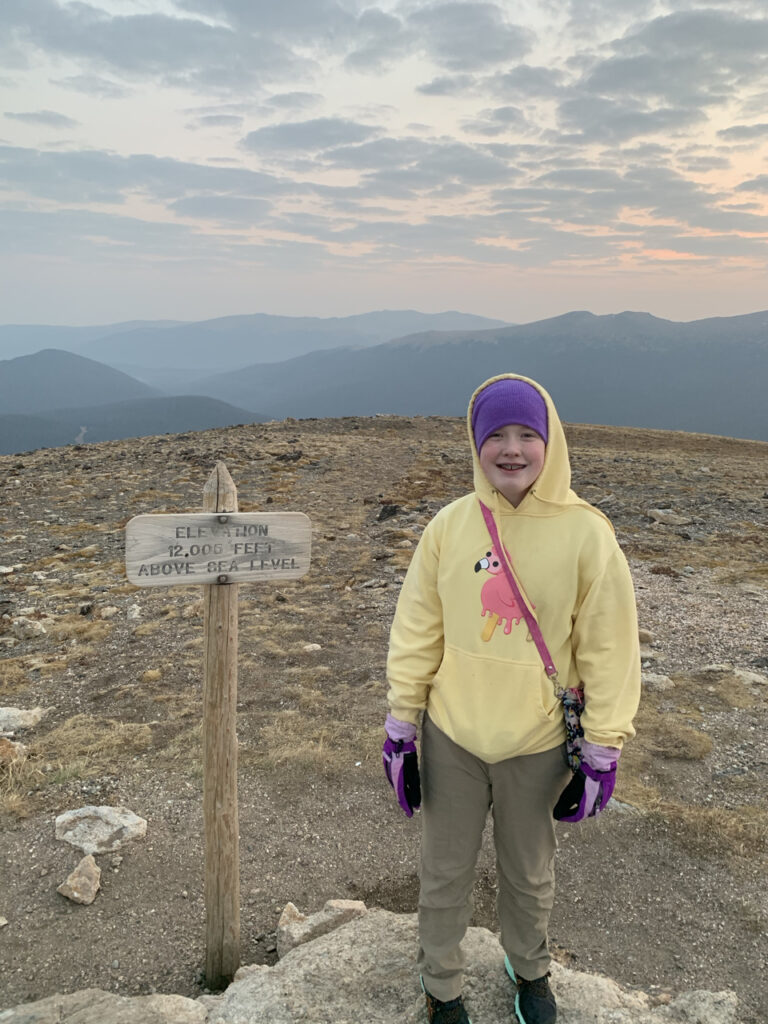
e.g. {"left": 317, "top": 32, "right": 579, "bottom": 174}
{"left": 1, "top": 417, "right": 767, "bottom": 1020}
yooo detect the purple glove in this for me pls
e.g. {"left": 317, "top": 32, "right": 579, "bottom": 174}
{"left": 553, "top": 740, "right": 620, "bottom": 822}
{"left": 382, "top": 713, "right": 421, "bottom": 818}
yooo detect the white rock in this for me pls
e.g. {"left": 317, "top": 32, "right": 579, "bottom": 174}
{"left": 11, "top": 617, "right": 47, "bottom": 639}
{"left": 302, "top": 643, "right": 322, "bottom": 652}
{"left": 127, "top": 604, "right": 142, "bottom": 620}
{"left": 731, "top": 668, "right": 767, "bottom": 686}
{"left": 57, "top": 854, "right": 101, "bottom": 905}
{"left": 0, "top": 990, "right": 206, "bottom": 1023}
{"left": 0, "top": 706, "right": 46, "bottom": 733}
{"left": 55, "top": 805, "right": 147, "bottom": 855}
{"left": 0, "top": 566, "right": 16, "bottom": 576}
{"left": 642, "top": 672, "right": 675, "bottom": 692}
{"left": 277, "top": 899, "right": 367, "bottom": 958}
{"left": 647, "top": 509, "right": 693, "bottom": 527}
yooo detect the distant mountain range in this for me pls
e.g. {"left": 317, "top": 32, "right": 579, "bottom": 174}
{"left": 0, "top": 309, "right": 766, "bottom": 454}
{"left": 0, "top": 310, "right": 509, "bottom": 390}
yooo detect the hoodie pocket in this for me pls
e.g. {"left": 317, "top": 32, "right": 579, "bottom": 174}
{"left": 428, "top": 646, "right": 563, "bottom": 760}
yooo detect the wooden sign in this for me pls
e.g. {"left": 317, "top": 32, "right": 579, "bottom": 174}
{"left": 125, "top": 512, "right": 311, "bottom": 586}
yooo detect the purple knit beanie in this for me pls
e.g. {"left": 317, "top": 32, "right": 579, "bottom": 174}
{"left": 472, "top": 379, "right": 548, "bottom": 451}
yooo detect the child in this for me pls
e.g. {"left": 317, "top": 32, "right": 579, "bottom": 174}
{"left": 382, "top": 374, "right": 641, "bottom": 1024}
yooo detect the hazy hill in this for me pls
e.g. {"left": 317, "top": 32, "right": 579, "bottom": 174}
{"left": 0, "top": 349, "right": 158, "bottom": 415}
{"left": 0, "top": 395, "right": 261, "bottom": 455}
{"left": 73, "top": 310, "right": 510, "bottom": 387}
{"left": 0, "top": 320, "right": 183, "bottom": 360}
{"left": 186, "top": 310, "right": 768, "bottom": 441}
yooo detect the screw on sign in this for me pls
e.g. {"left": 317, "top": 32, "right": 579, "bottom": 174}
{"left": 124, "top": 462, "right": 311, "bottom": 989}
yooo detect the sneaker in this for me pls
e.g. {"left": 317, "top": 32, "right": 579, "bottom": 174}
{"left": 420, "top": 976, "right": 472, "bottom": 1024}
{"left": 505, "top": 956, "right": 556, "bottom": 1024}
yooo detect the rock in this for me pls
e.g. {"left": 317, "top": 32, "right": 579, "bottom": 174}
{"left": 647, "top": 509, "right": 694, "bottom": 527}
{"left": 638, "top": 628, "right": 654, "bottom": 644}
{"left": 0, "top": 706, "right": 46, "bottom": 733}
{"left": 0, "top": 989, "right": 206, "bottom": 1023}
{"left": 78, "top": 602, "right": 93, "bottom": 616}
{"left": 642, "top": 672, "right": 675, "bottom": 692}
{"left": 0, "top": 916, "right": 7, "bottom": 928}
{"left": 11, "top": 617, "right": 47, "bottom": 639}
{"left": 55, "top": 806, "right": 147, "bottom": 855}
{"left": 376, "top": 504, "right": 401, "bottom": 521}
{"left": 0, "top": 908, "right": 739, "bottom": 1024}
{"left": 700, "top": 663, "right": 734, "bottom": 674}
{"left": 302, "top": 643, "right": 322, "bottom": 653}
{"left": 99, "top": 606, "right": 120, "bottom": 620}
{"left": 730, "top": 668, "right": 766, "bottom": 687}
{"left": 57, "top": 854, "right": 101, "bottom": 905}
{"left": 203, "top": 909, "right": 738, "bottom": 1024}
{"left": 0, "top": 737, "right": 27, "bottom": 766}
{"left": 276, "top": 899, "right": 367, "bottom": 958}
{"left": 127, "top": 604, "right": 142, "bottom": 620}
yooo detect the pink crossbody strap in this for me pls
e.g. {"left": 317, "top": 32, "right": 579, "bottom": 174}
{"left": 479, "top": 501, "right": 557, "bottom": 678}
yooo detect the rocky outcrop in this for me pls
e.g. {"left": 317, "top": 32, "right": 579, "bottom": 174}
{"left": 0, "top": 907, "right": 739, "bottom": 1024}
{"left": 54, "top": 806, "right": 147, "bottom": 855}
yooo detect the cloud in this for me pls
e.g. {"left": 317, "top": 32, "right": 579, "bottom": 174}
{"left": 416, "top": 74, "right": 478, "bottom": 96}
{"left": 1, "top": 0, "right": 306, "bottom": 94}
{"left": 168, "top": 195, "right": 271, "bottom": 224}
{"left": 265, "top": 92, "right": 323, "bottom": 111}
{"left": 50, "top": 73, "right": 131, "bottom": 99}
{"left": 406, "top": 2, "right": 534, "bottom": 72}
{"left": 0, "top": 144, "right": 291, "bottom": 204}
{"left": 718, "top": 122, "right": 768, "bottom": 141}
{"left": 735, "top": 174, "right": 768, "bottom": 194}
{"left": 187, "top": 114, "right": 244, "bottom": 131}
{"left": 241, "top": 118, "right": 379, "bottom": 153}
{"left": 4, "top": 110, "right": 79, "bottom": 129}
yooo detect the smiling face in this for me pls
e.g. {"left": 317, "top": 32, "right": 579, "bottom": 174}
{"left": 478, "top": 423, "right": 546, "bottom": 507}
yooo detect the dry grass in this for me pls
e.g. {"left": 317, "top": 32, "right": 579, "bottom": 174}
{"left": 0, "top": 658, "right": 30, "bottom": 692}
{"left": 1, "top": 715, "right": 152, "bottom": 818}
{"left": 47, "top": 617, "right": 113, "bottom": 643}
{"left": 35, "top": 714, "right": 152, "bottom": 764}
{"left": 243, "top": 709, "right": 348, "bottom": 770}
{"left": 648, "top": 802, "right": 768, "bottom": 861}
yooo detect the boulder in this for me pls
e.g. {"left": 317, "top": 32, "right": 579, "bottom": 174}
{"left": 11, "top": 617, "right": 46, "bottom": 639}
{"left": 0, "top": 707, "right": 46, "bottom": 734}
{"left": 0, "top": 989, "right": 205, "bottom": 1023}
{"left": 642, "top": 672, "right": 675, "bottom": 692}
{"left": 0, "top": 910, "right": 739, "bottom": 1024}
{"left": 202, "top": 909, "right": 738, "bottom": 1024}
{"left": 55, "top": 806, "right": 147, "bottom": 855}
{"left": 276, "top": 899, "right": 367, "bottom": 958}
{"left": 57, "top": 854, "right": 101, "bottom": 905}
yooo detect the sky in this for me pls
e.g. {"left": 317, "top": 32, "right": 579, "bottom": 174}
{"left": 2, "top": 0, "right": 768, "bottom": 326}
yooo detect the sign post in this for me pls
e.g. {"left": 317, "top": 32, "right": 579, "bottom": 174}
{"left": 125, "top": 461, "right": 311, "bottom": 989}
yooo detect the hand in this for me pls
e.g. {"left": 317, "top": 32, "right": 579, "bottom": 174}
{"left": 382, "top": 714, "right": 421, "bottom": 818}
{"left": 553, "top": 740, "right": 619, "bottom": 822}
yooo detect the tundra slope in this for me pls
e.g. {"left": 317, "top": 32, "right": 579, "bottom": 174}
{"left": 0, "top": 416, "right": 766, "bottom": 1020}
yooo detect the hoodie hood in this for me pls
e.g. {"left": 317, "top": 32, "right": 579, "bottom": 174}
{"left": 467, "top": 373, "right": 586, "bottom": 514}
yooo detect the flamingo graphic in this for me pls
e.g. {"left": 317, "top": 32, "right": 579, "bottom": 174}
{"left": 474, "top": 545, "right": 525, "bottom": 641}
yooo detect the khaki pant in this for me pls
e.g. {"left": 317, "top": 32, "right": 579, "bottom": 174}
{"left": 417, "top": 715, "right": 570, "bottom": 1002}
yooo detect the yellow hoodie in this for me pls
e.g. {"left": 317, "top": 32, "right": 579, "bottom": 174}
{"left": 386, "top": 374, "right": 641, "bottom": 763}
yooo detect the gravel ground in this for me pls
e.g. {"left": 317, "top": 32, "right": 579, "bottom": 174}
{"left": 1, "top": 417, "right": 766, "bottom": 1020}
